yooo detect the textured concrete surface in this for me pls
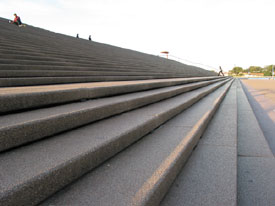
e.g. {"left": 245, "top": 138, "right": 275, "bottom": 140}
{"left": 238, "top": 157, "right": 275, "bottom": 206}
{"left": 0, "top": 77, "right": 221, "bottom": 95}
{"left": 0, "top": 17, "right": 216, "bottom": 87}
{"left": 0, "top": 79, "right": 229, "bottom": 206}
{"left": 0, "top": 79, "right": 225, "bottom": 152}
{"left": 161, "top": 80, "right": 237, "bottom": 206}
{"left": 0, "top": 76, "right": 223, "bottom": 113}
{"left": 241, "top": 79, "right": 275, "bottom": 155}
{"left": 40, "top": 80, "right": 232, "bottom": 206}
{"left": 237, "top": 110, "right": 273, "bottom": 157}
{"left": 241, "top": 79, "right": 275, "bottom": 102}
{"left": 236, "top": 79, "right": 275, "bottom": 205}
{"left": 237, "top": 81, "right": 273, "bottom": 158}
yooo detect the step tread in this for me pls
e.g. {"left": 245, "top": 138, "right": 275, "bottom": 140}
{"left": 40, "top": 79, "right": 233, "bottom": 206}
{"left": 161, "top": 80, "right": 237, "bottom": 206}
{"left": 0, "top": 79, "right": 221, "bottom": 126}
{"left": 0, "top": 79, "right": 225, "bottom": 152}
{"left": 0, "top": 77, "right": 223, "bottom": 114}
{"left": 0, "top": 79, "right": 230, "bottom": 205}
{"left": 0, "top": 77, "right": 220, "bottom": 95}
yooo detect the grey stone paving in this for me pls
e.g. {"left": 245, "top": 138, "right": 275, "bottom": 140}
{"left": 0, "top": 17, "right": 240, "bottom": 206}
{"left": 241, "top": 80, "right": 275, "bottom": 156}
{"left": 0, "top": 77, "right": 223, "bottom": 113}
{"left": 0, "top": 79, "right": 230, "bottom": 206}
{"left": 0, "top": 79, "right": 225, "bottom": 152}
{"left": 40, "top": 79, "right": 232, "bottom": 206}
{"left": 238, "top": 157, "right": 275, "bottom": 206}
{"left": 161, "top": 80, "right": 237, "bottom": 206}
{"left": 0, "top": 17, "right": 216, "bottom": 87}
{"left": 236, "top": 79, "right": 275, "bottom": 205}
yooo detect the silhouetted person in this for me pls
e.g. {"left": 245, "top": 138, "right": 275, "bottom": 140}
{"left": 76, "top": 34, "right": 79, "bottom": 38}
{"left": 9, "top": 13, "right": 25, "bottom": 27}
{"left": 218, "top": 66, "right": 225, "bottom": 76}
{"left": 89, "top": 35, "right": 92, "bottom": 41}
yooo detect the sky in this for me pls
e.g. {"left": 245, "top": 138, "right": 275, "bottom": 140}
{"left": 0, "top": 0, "right": 274, "bottom": 72}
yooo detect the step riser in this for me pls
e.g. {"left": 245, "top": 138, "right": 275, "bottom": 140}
{"left": 0, "top": 77, "right": 224, "bottom": 113}
{"left": 0, "top": 80, "right": 230, "bottom": 206}
{"left": 0, "top": 79, "right": 225, "bottom": 152}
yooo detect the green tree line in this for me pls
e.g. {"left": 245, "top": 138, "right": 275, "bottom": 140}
{"left": 229, "top": 65, "right": 274, "bottom": 76}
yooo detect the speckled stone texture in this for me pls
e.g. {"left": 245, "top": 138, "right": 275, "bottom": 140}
{"left": 0, "top": 78, "right": 223, "bottom": 152}
{"left": 161, "top": 80, "right": 237, "bottom": 206}
{"left": 0, "top": 16, "right": 236, "bottom": 206}
{"left": 241, "top": 79, "right": 275, "bottom": 155}
{"left": 0, "top": 77, "right": 223, "bottom": 113}
{"left": 0, "top": 80, "right": 230, "bottom": 206}
{"left": 40, "top": 79, "right": 232, "bottom": 206}
{"left": 236, "top": 79, "right": 275, "bottom": 205}
{"left": 0, "top": 17, "right": 216, "bottom": 87}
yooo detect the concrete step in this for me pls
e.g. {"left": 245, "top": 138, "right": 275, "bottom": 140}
{"left": 0, "top": 69, "right": 182, "bottom": 78}
{"left": 0, "top": 55, "right": 161, "bottom": 69}
{"left": 0, "top": 77, "right": 224, "bottom": 113}
{"left": 0, "top": 59, "right": 132, "bottom": 68}
{"left": 0, "top": 79, "right": 231, "bottom": 206}
{"left": 40, "top": 78, "right": 233, "bottom": 206}
{"left": 0, "top": 73, "right": 215, "bottom": 87}
{"left": 0, "top": 64, "right": 178, "bottom": 74}
{"left": 0, "top": 61, "right": 177, "bottom": 74}
{"left": 0, "top": 61, "right": 182, "bottom": 72}
{"left": 0, "top": 55, "right": 191, "bottom": 74}
{"left": 0, "top": 59, "right": 164, "bottom": 74}
{"left": 0, "top": 76, "right": 161, "bottom": 87}
{"left": 0, "top": 49, "right": 168, "bottom": 66}
{"left": 0, "top": 46, "right": 215, "bottom": 78}
{"left": 0, "top": 47, "right": 166, "bottom": 67}
{"left": 0, "top": 78, "right": 227, "bottom": 152}
{"left": 0, "top": 59, "right": 167, "bottom": 72}
{"left": 161, "top": 80, "right": 237, "bottom": 206}
{"left": 0, "top": 18, "right": 215, "bottom": 80}
{"left": 0, "top": 59, "right": 170, "bottom": 74}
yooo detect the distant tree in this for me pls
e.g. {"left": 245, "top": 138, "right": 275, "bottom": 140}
{"left": 247, "top": 66, "right": 262, "bottom": 73}
{"left": 263, "top": 65, "right": 274, "bottom": 76}
{"left": 230, "top": 65, "right": 274, "bottom": 76}
{"left": 230, "top": 67, "right": 243, "bottom": 75}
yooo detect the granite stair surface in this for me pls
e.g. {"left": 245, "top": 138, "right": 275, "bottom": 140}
{"left": 1, "top": 16, "right": 274, "bottom": 206}
{"left": 0, "top": 77, "right": 232, "bottom": 206}
{"left": 0, "top": 17, "right": 215, "bottom": 87}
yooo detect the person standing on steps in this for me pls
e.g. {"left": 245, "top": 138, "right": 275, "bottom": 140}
{"left": 76, "top": 34, "right": 79, "bottom": 38}
{"left": 89, "top": 35, "right": 92, "bottom": 41}
{"left": 9, "top": 13, "right": 25, "bottom": 27}
{"left": 218, "top": 66, "right": 224, "bottom": 76}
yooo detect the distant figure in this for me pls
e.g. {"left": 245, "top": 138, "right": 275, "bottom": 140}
{"left": 89, "top": 35, "right": 92, "bottom": 41}
{"left": 76, "top": 34, "right": 79, "bottom": 38}
{"left": 218, "top": 66, "right": 225, "bottom": 76}
{"left": 9, "top": 13, "right": 25, "bottom": 27}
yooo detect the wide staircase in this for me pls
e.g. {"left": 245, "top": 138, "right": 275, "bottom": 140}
{"left": 0, "top": 18, "right": 215, "bottom": 87}
{"left": 0, "top": 17, "right": 274, "bottom": 206}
